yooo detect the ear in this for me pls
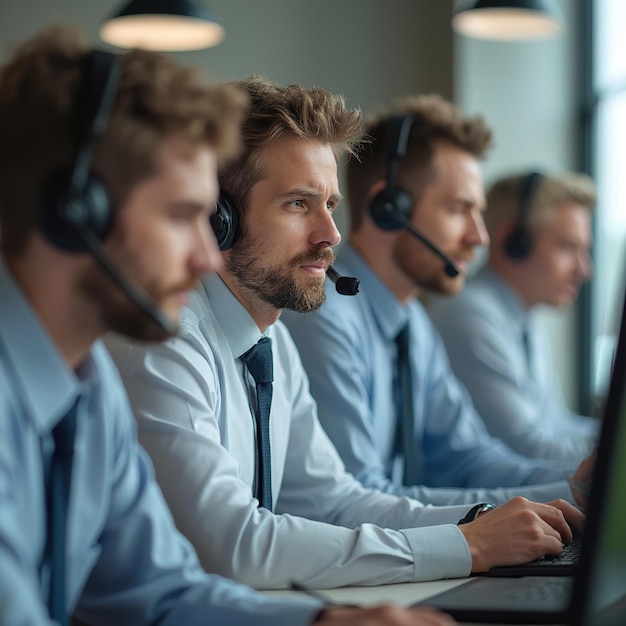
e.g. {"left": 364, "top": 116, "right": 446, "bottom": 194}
{"left": 491, "top": 220, "right": 512, "bottom": 247}
{"left": 364, "top": 179, "right": 388, "bottom": 215}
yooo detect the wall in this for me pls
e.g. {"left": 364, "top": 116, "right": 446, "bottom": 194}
{"left": 453, "top": 0, "right": 583, "bottom": 409}
{"left": 0, "top": 0, "right": 583, "bottom": 407}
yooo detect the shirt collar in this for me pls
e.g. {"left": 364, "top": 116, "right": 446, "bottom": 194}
{"left": 337, "top": 244, "right": 409, "bottom": 340}
{"left": 200, "top": 272, "right": 265, "bottom": 358}
{"left": 0, "top": 260, "right": 83, "bottom": 435}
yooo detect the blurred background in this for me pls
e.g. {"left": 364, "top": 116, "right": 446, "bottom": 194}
{"left": 1, "top": 0, "right": 623, "bottom": 417}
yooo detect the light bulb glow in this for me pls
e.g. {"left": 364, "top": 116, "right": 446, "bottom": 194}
{"left": 453, "top": 7, "right": 561, "bottom": 41}
{"left": 100, "top": 15, "right": 225, "bottom": 51}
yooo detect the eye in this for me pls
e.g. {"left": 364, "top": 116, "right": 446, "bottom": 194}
{"left": 288, "top": 199, "right": 305, "bottom": 209}
{"left": 170, "top": 209, "right": 195, "bottom": 222}
{"left": 447, "top": 204, "right": 466, "bottom": 215}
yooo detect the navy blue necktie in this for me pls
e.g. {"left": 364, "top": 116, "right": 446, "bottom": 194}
{"left": 522, "top": 327, "right": 534, "bottom": 379}
{"left": 46, "top": 401, "right": 78, "bottom": 626}
{"left": 395, "top": 323, "right": 417, "bottom": 486}
{"left": 242, "top": 337, "right": 274, "bottom": 512}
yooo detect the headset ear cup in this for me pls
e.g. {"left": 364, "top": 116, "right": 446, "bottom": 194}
{"left": 370, "top": 186, "right": 413, "bottom": 231}
{"left": 38, "top": 49, "right": 119, "bottom": 254}
{"left": 39, "top": 169, "right": 112, "bottom": 253}
{"left": 504, "top": 228, "right": 533, "bottom": 260}
{"left": 369, "top": 114, "right": 415, "bottom": 232}
{"left": 503, "top": 170, "right": 543, "bottom": 261}
{"left": 211, "top": 193, "right": 240, "bottom": 251}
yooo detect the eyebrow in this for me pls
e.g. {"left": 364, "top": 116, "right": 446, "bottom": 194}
{"left": 278, "top": 188, "right": 343, "bottom": 205}
{"left": 452, "top": 196, "right": 486, "bottom": 210}
{"left": 168, "top": 200, "right": 214, "bottom": 214}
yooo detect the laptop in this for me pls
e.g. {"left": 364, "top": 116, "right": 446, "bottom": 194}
{"left": 415, "top": 287, "right": 626, "bottom": 624}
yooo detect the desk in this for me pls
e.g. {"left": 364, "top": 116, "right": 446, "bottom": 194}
{"left": 261, "top": 578, "right": 562, "bottom": 626}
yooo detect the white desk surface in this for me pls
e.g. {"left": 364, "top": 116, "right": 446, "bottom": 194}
{"left": 262, "top": 578, "right": 469, "bottom": 607}
{"left": 260, "top": 578, "right": 560, "bottom": 626}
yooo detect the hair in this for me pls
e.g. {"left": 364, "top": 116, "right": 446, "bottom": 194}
{"left": 346, "top": 93, "right": 493, "bottom": 231}
{"left": 484, "top": 170, "right": 596, "bottom": 235}
{"left": 0, "top": 25, "right": 248, "bottom": 257}
{"left": 218, "top": 75, "right": 364, "bottom": 212}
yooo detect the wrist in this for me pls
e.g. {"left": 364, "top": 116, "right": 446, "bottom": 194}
{"left": 569, "top": 476, "right": 591, "bottom": 508}
{"left": 458, "top": 502, "right": 496, "bottom": 525}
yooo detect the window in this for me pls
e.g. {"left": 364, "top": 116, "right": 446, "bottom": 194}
{"left": 581, "top": 0, "right": 626, "bottom": 410}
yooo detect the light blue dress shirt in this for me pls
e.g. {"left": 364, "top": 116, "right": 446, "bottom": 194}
{"left": 0, "top": 261, "right": 320, "bottom": 626}
{"left": 282, "top": 244, "right": 578, "bottom": 506}
{"left": 105, "top": 273, "right": 477, "bottom": 590}
{"left": 428, "top": 265, "right": 598, "bottom": 462}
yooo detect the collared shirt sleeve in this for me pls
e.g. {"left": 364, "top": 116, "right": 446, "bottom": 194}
{"left": 429, "top": 270, "right": 599, "bottom": 463}
{"left": 106, "top": 312, "right": 474, "bottom": 590}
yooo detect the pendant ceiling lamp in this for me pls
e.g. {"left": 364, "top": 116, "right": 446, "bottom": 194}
{"left": 100, "top": 0, "right": 225, "bottom": 51}
{"left": 452, "top": 0, "right": 562, "bottom": 41}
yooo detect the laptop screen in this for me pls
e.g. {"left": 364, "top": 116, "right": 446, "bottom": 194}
{"left": 573, "top": 288, "right": 626, "bottom": 626}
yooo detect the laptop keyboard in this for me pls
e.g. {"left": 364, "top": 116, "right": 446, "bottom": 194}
{"left": 532, "top": 536, "right": 582, "bottom": 568}
{"left": 512, "top": 579, "right": 573, "bottom": 602}
{"left": 488, "top": 536, "right": 582, "bottom": 577}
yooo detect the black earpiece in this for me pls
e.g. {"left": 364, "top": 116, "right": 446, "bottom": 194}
{"left": 370, "top": 115, "right": 415, "bottom": 231}
{"left": 39, "top": 49, "right": 120, "bottom": 252}
{"left": 211, "top": 192, "right": 240, "bottom": 251}
{"left": 503, "top": 171, "right": 544, "bottom": 260}
{"left": 369, "top": 114, "right": 460, "bottom": 278}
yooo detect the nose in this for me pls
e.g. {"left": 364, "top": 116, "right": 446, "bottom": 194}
{"left": 466, "top": 210, "right": 490, "bottom": 248}
{"left": 311, "top": 206, "right": 341, "bottom": 248}
{"left": 577, "top": 247, "right": 593, "bottom": 281}
{"left": 192, "top": 218, "right": 224, "bottom": 276}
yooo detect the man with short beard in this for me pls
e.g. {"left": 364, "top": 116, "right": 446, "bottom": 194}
{"left": 107, "top": 78, "right": 585, "bottom": 593}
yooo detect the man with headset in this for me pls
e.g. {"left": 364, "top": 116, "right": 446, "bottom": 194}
{"left": 282, "top": 95, "right": 594, "bottom": 507}
{"left": 107, "top": 77, "right": 585, "bottom": 593}
{"left": 0, "top": 27, "right": 453, "bottom": 626}
{"left": 428, "top": 170, "right": 599, "bottom": 462}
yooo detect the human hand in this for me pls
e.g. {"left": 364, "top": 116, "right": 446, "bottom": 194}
{"left": 317, "top": 605, "right": 456, "bottom": 625}
{"left": 569, "top": 448, "right": 597, "bottom": 509}
{"left": 458, "top": 496, "right": 585, "bottom": 573}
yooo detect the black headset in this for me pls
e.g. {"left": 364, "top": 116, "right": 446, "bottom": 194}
{"left": 369, "top": 114, "right": 414, "bottom": 231}
{"left": 39, "top": 49, "right": 121, "bottom": 253}
{"left": 503, "top": 170, "right": 544, "bottom": 260}
{"left": 211, "top": 192, "right": 240, "bottom": 251}
{"left": 37, "top": 49, "right": 176, "bottom": 333}
{"left": 368, "top": 114, "right": 460, "bottom": 278}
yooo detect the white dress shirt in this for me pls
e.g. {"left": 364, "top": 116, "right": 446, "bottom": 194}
{"left": 428, "top": 265, "right": 598, "bottom": 462}
{"left": 105, "top": 273, "right": 476, "bottom": 590}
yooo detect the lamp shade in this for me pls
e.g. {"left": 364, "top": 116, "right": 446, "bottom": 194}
{"left": 100, "top": 0, "right": 225, "bottom": 51}
{"left": 452, "top": 0, "right": 561, "bottom": 41}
